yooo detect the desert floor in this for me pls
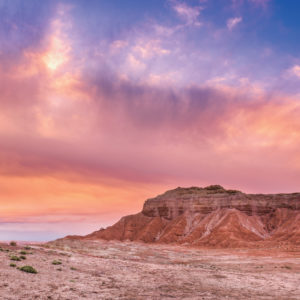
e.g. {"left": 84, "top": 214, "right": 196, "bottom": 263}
{"left": 0, "top": 240, "right": 300, "bottom": 299}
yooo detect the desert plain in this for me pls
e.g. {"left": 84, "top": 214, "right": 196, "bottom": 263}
{"left": 0, "top": 239, "right": 300, "bottom": 300}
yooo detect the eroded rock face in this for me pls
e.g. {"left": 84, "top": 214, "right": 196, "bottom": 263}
{"left": 76, "top": 185, "right": 300, "bottom": 248}
{"left": 142, "top": 186, "right": 300, "bottom": 219}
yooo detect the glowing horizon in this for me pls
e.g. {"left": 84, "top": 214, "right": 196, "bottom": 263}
{"left": 1, "top": 0, "right": 300, "bottom": 241}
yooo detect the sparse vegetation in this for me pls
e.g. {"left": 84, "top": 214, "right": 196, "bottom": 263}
{"left": 205, "top": 185, "right": 224, "bottom": 190}
{"left": 20, "top": 251, "right": 27, "bottom": 255}
{"left": 52, "top": 260, "right": 62, "bottom": 265}
{"left": 213, "top": 274, "right": 227, "bottom": 279}
{"left": 205, "top": 185, "right": 227, "bottom": 193}
{"left": 10, "top": 256, "right": 21, "bottom": 261}
{"left": 1, "top": 238, "right": 299, "bottom": 299}
{"left": 9, "top": 241, "right": 17, "bottom": 247}
{"left": 24, "top": 246, "right": 31, "bottom": 250}
{"left": 18, "top": 266, "right": 37, "bottom": 274}
{"left": 282, "top": 265, "right": 292, "bottom": 269}
{"left": 20, "top": 255, "right": 26, "bottom": 260}
{"left": 226, "top": 189, "right": 240, "bottom": 194}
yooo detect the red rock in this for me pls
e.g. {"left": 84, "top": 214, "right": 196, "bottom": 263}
{"left": 73, "top": 185, "right": 300, "bottom": 248}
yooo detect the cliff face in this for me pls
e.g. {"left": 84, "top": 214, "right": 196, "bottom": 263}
{"left": 142, "top": 186, "right": 300, "bottom": 218}
{"left": 80, "top": 185, "right": 300, "bottom": 248}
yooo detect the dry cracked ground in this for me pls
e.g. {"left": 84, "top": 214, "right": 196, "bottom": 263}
{"left": 0, "top": 240, "right": 300, "bottom": 299}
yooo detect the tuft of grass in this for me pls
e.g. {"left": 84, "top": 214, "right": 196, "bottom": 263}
{"left": 10, "top": 256, "right": 21, "bottom": 261}
{"left": 20, "top": 251, "right": 27, "bottom": 255}
{"left": 282, "top": 265, "right": 292, "bottom": 270}
{"left": 52, "top": 260, "right": 62, "bottom": 265}
{"left": 213, "top": 274, "right": 227, "bottom": 279}
{"left": 70, "top": 267, "right": 77, "bottom": 271}
{"left": 20, "top": 255, "right": 26, "bottom": 260}
{"left": 9, "top": 241, "right": 17, "bottom": 247}
{"left": 10, "top": 263, "right": 16, "bottom": 267}
{"left": 18, "top": 265, "right": 37, "bottom": 274}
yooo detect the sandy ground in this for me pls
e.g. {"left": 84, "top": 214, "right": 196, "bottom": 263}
{"left": 0, "top": 240, "right": 300, "bottom": 299}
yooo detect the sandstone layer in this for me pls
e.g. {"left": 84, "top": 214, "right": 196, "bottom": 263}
{"left": 73, "top": 185, "right": 300, "bottom": 248}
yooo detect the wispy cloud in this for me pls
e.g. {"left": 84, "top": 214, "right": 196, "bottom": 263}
{"left": 288, "top": 65, "right": 300, "bottom": 78}
{"left": 171, "top": 1, "right": 203, "bottom": 26}
{"left": 227, "top": 17, "right": 242, "bottom": 30}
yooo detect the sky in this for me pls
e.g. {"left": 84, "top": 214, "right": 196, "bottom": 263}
{"left": 1, "top": 0, "right": 300, "bottom": 241}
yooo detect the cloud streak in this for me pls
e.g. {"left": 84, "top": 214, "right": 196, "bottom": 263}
{"left": 227, "top": 17, "right": 242, "bottom": 30}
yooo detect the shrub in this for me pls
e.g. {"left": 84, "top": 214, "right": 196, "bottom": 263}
{"left": 20, "top": 251, "right": 27, "bottom": 255}
{"left": 19, "top": 266, "right": 37, "bottom": 274}
{"left": 226, "top": 189, "right": 240, "bottom": 194}
{"left": 9, "top": 241, "right": 17, "bottom": 247}
{"left": 10, "top": 263, "right": 16, "bottom": 267}
{"left": 52, "top": 260, "right": 62, "bottom": 265}
{"left": 24, "top": 246, "right": 31, "bottom": 250}
{"left": 205, "top": 185, "right": 224, "bottom": 191}
{"left": 20, "top": 255, "right": 26, "bottom": 260}
{"left": 10, "top": 256, "right": 21, "bottom": 261}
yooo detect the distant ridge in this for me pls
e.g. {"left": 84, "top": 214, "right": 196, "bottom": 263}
{"left": 64, "top": 185, "right": 300, "bottom": 248}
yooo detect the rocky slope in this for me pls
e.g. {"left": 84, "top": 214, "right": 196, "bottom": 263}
{"left": 72, "top": 185, "right": 300, "bottom": 248}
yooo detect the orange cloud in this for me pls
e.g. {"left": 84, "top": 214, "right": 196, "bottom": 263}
{"left": 0, "top": 174, "right": 164, "bottom": 224}
{"left": 41, "top": 16, "right": 71, "bottom": 72}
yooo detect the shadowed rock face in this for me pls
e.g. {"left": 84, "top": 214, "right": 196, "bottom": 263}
{"left": 72, "top": 185, "right": 300, "bottom": 248}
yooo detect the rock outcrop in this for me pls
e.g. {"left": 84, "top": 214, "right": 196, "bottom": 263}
{"left": 75, "top": 185, "right": 300, "bottom": 248}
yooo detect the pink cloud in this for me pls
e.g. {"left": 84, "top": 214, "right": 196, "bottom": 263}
{"left": 1, "top": 51, "right": 300, "bottom": 193}
{"left": 0, "top": 4, "right": 299, "bottom": 196}
{"left": 227, "top": 17, "right": 242, "bottom": 30}
{"left": 171, "top": 1, "right": 202, "bottom": 26}
{"left": 288, "top": 65, "right": 300, "bottom": 79}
